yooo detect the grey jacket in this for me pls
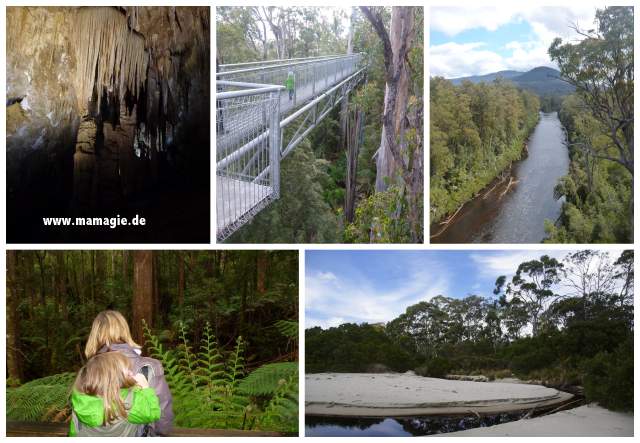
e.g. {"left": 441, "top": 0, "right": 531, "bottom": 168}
{"left": 98, "top": 343, "right": 174, "bottom": 435}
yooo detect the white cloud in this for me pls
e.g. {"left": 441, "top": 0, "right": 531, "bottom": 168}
{"left": 430, "top": 7, "right": 522, "bottom": 37}
{"left": 430, "top": 42, "right": 506, "bottom": 78}
{"left": 317, "top": 271, "right": 337, "bottom": 281}
{"left": 430, "top": 6, "right": 598, "bottom": 78}
{"left": 470, "top": 250, "right": 569, "bottom": 279}
{"left": 305, "top": 262, "right": 450, "bottom": 329}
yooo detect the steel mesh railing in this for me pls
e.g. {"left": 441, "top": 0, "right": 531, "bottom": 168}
{"left": 217, "top": 54, "right": 363, "bottom": 111}
{"left": 216, "top": 53, "right": 365, "bottom": 241}
{"left": 216, "top": 82, "right": 282, "bottom": 241}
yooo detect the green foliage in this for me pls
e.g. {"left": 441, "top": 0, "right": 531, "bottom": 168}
{"left": 545, "top": 93, "right": 632, "bottom": 243}
{"left": 414, "top": 357, "right": 451, "bottom": 378}
{"left": 345, "top": 185, "right": 420, "bottom": 243}
{"left": 274, "top": 320, "right": 298, "bottom": 339}
{"left": 306, "top": 251, "right": 633, "bottom": 411}
{"left": 430, "top": 77, "right": 540, "bottom": 224}
{"left": 239, "top": 362, "right": 298, "bottom": 396}
{"left": 143, "top": 321, "right": 298, "bottom": 432}
{"left": 306, "top": 323, "right": 416, "bottom": 373}
{"left": 7, "top": 372, "right": 75, "bottom": 422}
{"left": 230, "top": 140, "right": 341, "bottom": 243}
{"left": 254, "top": 371, "right": 298, "bottom": 433}
{"left": 546, "top": 6, "right": 633, "bottom": 243}
{"left": 583, "top": 339, "right": 633, "bottom": 411}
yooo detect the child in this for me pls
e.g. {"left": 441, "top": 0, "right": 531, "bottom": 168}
{"left": 69, "top": 351, "right": 161, "bottom": 437}
{"left": 286, "top": 71, "right": 295, "bottom": 101}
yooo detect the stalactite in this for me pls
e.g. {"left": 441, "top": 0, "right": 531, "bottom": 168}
{"left": 73, "top": 6, "right": 148, "bottom": 111}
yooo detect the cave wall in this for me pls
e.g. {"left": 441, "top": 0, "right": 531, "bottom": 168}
{"left": 6, "top": 7, "right": 210, "bottom": 240}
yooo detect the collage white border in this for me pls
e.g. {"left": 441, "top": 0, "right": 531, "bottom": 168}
{"left": 1, "top": 0, "right": 638, "bottom": 440}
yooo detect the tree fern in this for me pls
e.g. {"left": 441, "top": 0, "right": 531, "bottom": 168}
{"left": 274, "top": 320, "right": 298, "bottom": 339}
{"left": 256, "top": 372, "right": 299, "bottom": 433}
{"left": 239, "top": 362, "right": 298, "bottom": 396}
{"left": 7, "top": 372, "right": 75, "bottom": 422}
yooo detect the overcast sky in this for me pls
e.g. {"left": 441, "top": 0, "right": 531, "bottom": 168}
{"left": 305, "top": 249, "right": 627, "bottom": 329}
{"left": 430, "top": 6, "right": 599, "bottom": 78}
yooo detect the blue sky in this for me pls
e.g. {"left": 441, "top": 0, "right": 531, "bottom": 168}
{"left": 305, "top": 249, "right": 625, "bottom": 328}
{"left": 430, "top": 6, "right": 598, "bottom": 78}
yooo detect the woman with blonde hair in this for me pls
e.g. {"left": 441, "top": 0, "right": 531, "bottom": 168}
{"left": 70, "top": 351, "right": 160, "bottom": 436}
{"left": 85, "top": 310, "right": 173, "bottom": 435}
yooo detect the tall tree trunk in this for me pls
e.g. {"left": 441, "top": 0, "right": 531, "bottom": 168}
{"left": 7, "top": 251, "right": 23, "bottom": 382}
{"left": 132, "top": 251, "right": 155, "bottom": 343}
{"left": 345, "top": 109, "right": 363, "bottom": 222}
{"left": 361, "top": 6, "right": 422, "bottom": 241}
{"left": 122, "top": 250, "right": 130, "bottom": 288}
{"left": 54, "top": 251, "right": 69, "bottom": 321}
{"left": 363, "top": 7, "right": 414, "bottom": 192}
{"left": 95, "top": 250, "right": 106, "bottom": 306}
{"left": 340, "top": 8, "right": 356, "bottom": 148}
{"left": 22, "top": 252, "right": 36, "bottom": 320}
{"left": 177, "top": 252, "right": 185, "bottom": 307}
{"left": 256, "top": 251, "right": 268, "bottom": 294}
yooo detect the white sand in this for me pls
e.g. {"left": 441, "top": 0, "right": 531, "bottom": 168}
{"left": 306, "top": 373, "right": 573, "bottom": 417}
{"left": 440, "top": 404, "right": 633, "bottom": 436}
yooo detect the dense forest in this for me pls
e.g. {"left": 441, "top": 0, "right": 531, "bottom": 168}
{"left": 306, "top": 250, "right": 633, "bottom": 411}
{"left": 430, "top": 6, "right": 633, "bottom": 243}
{"left": 6, "top": 250, "right": 298, "bottom": 433}
{"left": 218, "top": 7, "right": 424, "bottom": 243}
{"left": 545, "top": 6, "right": 634, "bottom": 243}
{"left": 430, "top": 79, "right": 540, "bottom": 224}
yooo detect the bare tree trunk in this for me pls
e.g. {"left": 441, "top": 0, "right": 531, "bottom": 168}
{"left": 7, "top": 251, "right": 23, "bottom": 382}
{"left": 340, "top": 8, "right": 356, "bottom": 147}
{"left": 132, "top": 251, "right": 155, "bottom": 343}
{"left": 361, "top": 6, "right": 422, "bottom": 242}
{"left": 363, "top": 7, "right": 414, "bottom": 192}
{"left": 345, "top": 109, "right": 363, "bottom": 222}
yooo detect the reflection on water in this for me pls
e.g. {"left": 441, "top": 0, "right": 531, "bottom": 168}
{"left": 305, "top": 412, "right": 526, "bottom": 437}
{"left": 432, "top": 112, "right": 569, "bottom": 243}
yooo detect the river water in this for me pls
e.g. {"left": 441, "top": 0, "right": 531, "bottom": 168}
{"left": 305, "top": 413, "right": 527, "bottom": 436}
{"left": 432, "top": 112, "right": 569, "bottom": 243}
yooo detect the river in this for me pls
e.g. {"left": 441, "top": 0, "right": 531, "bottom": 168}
{"left": 432, "top": 112, "right": 569, "bottom": 243}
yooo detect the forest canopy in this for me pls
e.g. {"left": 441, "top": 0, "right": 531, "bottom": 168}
{"left": 306, "top": 250, "right": 633, "bottom": 411}
{"left": 6, "top": 250, "right": 299, "bottom": 433}
{"left": 430, "top": 78, "right": 540, "bottom": 224}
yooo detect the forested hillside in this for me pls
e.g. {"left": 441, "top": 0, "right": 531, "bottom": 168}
{"left": 430, "top": 79, "right": 539, "bottom": 224}
{"left": 6, "top": 250, "right": 299, "bottom": 432}
{"left": 430, "top": 6, "right": 632, "bottom": 243}
{"left": 545, "top": 6, "right": 633, "bottom": 243}
{"left": 218, "top": 7, "right": 424, "bottom": 243}
{"left": 306, "top": 250, "right": 633, "bottom": 411}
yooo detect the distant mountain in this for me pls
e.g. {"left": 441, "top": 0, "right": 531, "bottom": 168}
{"left": 449, "top": 66, "right": 574, "bottom": 96}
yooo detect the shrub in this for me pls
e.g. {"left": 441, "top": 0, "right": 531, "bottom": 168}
{"left": 583, "top": 339, "right": 633, "bottom": 411}
{"left": 414, "top": 357, "right": 452, "bottom": 379}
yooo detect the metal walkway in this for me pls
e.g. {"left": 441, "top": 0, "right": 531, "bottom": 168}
{"left": 216, "top": 54, "right": 366, "bottom": 241}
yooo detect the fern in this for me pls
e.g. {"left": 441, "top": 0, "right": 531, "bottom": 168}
{"left": 8, "top": 321, "right": 298, "bottom": 432}
{"left": 239, "top": 362, "right": 298, "bottom": 396}
{"left": 256, "top": 373, "right": 298, "bottom": 433}
{"left": 274, "top": 320, "right": 298, "bottom": 339}
{"left": 195, "top": 322, "right": 225, "bottom": 399}
{"left": 7, "top": 372, "right": 75, "bottom": 422}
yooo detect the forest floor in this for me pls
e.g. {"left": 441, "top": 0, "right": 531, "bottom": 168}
{"left": 438, "top": 404, "right": 633, "bottom": 436}
{"left": 305, "top": 373, "right": 572, "bottom": 416}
